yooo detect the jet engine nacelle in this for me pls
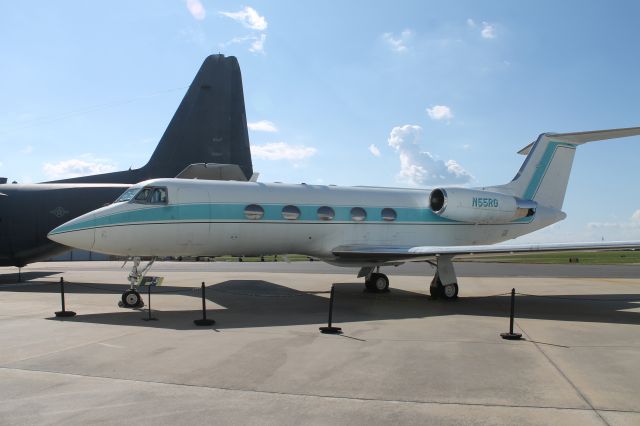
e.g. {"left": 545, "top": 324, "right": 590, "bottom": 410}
{"left": 429, "top": 188, "right": 536, "bottom": 224}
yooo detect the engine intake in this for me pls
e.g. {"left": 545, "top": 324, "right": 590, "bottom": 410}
{"left": 429, "top": 188, "right": 536, "bottom": 224}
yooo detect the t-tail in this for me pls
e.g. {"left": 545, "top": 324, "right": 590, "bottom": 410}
{"left": 48, "top": 54, "right": 253, "bottom": 184}
{"left": 491, "top": 127, "right": 640, "bottom": 209}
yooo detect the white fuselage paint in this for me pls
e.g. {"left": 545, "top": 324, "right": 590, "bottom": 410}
{"left": 51, "top": 179, "right": 564, "bottom": 261}
{"left": 48, "top": 179, "right": 565, "bottom": 264}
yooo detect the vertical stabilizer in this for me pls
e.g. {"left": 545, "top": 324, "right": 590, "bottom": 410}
{"left": 49, "top": 55, "right": 253, "bottom": 183}
{"left": 143, "top": 55, "right": 253, "bottom": 180}
{"left": 494, "top": 127, "right": 640, "bottom": 209}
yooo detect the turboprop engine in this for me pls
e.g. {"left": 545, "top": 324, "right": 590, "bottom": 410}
{"left": 429, "top": 188, "right": 536, "bottom": 224}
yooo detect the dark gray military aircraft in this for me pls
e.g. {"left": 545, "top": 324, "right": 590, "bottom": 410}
{"left": 0, "top": 54, "right": 253, "bottom": 268}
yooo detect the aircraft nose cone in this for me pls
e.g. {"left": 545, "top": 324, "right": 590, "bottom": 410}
{"left": 47, "top": 214, "right": 96, "bottom": 251}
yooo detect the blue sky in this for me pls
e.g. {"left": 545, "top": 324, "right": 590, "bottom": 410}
{"left": 1, "top": 1, "right": 640, "bottom": 242}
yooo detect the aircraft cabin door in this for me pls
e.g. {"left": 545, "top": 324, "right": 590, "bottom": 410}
{"left": 176, "top": 186, "right": 211, "bottom": 256}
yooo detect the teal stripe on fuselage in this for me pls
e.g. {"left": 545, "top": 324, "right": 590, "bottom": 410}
{"left": 50, "top": 201, "right": 535, "bottom": 235}
{"left": 523, "top": 141, "right": 575, "bottom": 200}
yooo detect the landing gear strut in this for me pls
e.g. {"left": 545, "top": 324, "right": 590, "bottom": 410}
{"left": 429, "top": 256, "right": 459, "bottom": 300}
{"left": 119, "top": 256, "right": 156, "bottom": 308}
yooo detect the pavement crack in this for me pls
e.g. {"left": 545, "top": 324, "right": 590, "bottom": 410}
{"left": 2, "top": 366, "right": 639, "bottom": 416}
{"left": 516, "top": 320, "right": 612, "bottom": 426}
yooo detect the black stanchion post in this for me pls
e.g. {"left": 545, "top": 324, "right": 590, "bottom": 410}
{"left": 501, "top": 288, "right": 522, "bottom": 340}
{"left": 55, "top": 277, "right": 76, "bottom": 317}
{"left": 320, "top": 285, "right": 342, "bottom": 334}
{"left": 143, "top": 284, "right": 157, "bottom": 321}
{"left": 194, "top": 282, "right": 215, "bottom": 326}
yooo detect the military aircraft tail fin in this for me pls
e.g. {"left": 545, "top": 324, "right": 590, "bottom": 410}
{"left": 48, "top": 55, "right": 253, "bottom": 184}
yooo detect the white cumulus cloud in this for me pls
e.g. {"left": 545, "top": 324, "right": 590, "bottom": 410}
{"left": 249, "top": 33, "right": 267, "bottom": 54}
{"left": 220, "top": 6, "right": 267, "bottom": 30}
{"left": 382, "top": 29, "right": 413, "bottom": 53}
{"left": 251, "top": 142, "right": 317, "bottom": 161}
{"left": 587, "top": 210, "right": 640, "bottom": 230}
{"left": 248, "top": 120, "right": 278, "bottom": 132}
{"left": 481, "top": 22, "right": 496, "bottom": 39}
{"left": 369, "top": 144, "right": 381, "bottom": 157}
{"left": 426, "top": 105, "right": 453, "bottom": 121}
{"left": 467, "top": 18, "right": 497, "bottom": 39}
{"left": 185, "top": 0, "right": 206, "bottom": 20}
{"left": 43, "top": 156, "right": 117, "bottom": 179}
{"left": 387, "top": 125, "right": 472, "bottom": 186}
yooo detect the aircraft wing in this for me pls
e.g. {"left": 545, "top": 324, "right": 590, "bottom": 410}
{"left": 332, "top": 241, "right": 640, "bottom": 263}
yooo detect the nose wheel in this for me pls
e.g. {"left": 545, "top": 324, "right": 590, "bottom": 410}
{"left": 121, "top": 289, "right": 144, "bottom": 308}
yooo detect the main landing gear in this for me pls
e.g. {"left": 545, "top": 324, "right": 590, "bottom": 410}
{"left": 429, "top": 273, "right": 459, "bottom": 299}
{"left": 365, "top": 272, "right": 390, "bottom": 292}
{"left": 359, "top": 266, "right": 390, "bottom": 292}
{"left": 429, "top": 255, "right": 459, "bottom": 300}
{"left": 118, "top": 256, "right": 156, "bottom": 309}
{"left": 358, "top": 256, "right": 460, "bottom": 300}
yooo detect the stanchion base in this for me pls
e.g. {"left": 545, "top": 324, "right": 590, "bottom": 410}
{"left": 194, "top": 319, "right": 216, "bottom": 326}
{"left": 55, "top": 311, "right": 76, "bottom": 317}
{"left": 319, "top": 326, "right": 342, "bottom": 334}
{"left": 143, "top": 317, "right": 158, "bottom": 321}
{"left": 500, "top": 332, "right": 522, "bottom": 340}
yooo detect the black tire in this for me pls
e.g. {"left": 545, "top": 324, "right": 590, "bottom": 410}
{"left": 429, "top": 273, "right": 443, "bottom": 298}
{"left": 122, "top": 289, "right": 142, "bottom": 308}
{"left": 365, "top": 273, "right": 389, "bottom": 292}
{"left": 441, "top": 283, "right": 459, "bottom": 300}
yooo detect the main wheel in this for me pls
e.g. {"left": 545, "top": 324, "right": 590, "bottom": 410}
{"left": 365, "top": 273, "right": 389, "bottom": 292}
{"left": 442, "top": 283, "right": 459, "bottom": 300}
{"left": 121, "top": 289, "right": 142, "bottom": 308}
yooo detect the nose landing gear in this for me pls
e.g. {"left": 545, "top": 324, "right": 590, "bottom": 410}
{"left": 118, "top": 256, "right": 156, "bottom": 309}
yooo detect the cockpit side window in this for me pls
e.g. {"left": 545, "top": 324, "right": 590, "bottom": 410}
{"left": 149, "top": 187, "right": 168, "bottom": 204}
{"left": 134, "top": 188, "right": 152, "bottom": 203}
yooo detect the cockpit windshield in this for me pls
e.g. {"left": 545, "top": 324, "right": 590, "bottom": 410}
{"left": 115, "top": 187, "right": 141, "bottom": 203}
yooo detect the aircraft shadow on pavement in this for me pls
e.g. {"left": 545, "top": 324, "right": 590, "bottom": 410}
{"left": 0, "top": 271, "right": 60, "bottom": 284}
{"left": 2, "top": 279, "right": 639, "bottom": 329}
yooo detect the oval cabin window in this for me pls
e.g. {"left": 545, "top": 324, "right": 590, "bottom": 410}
{"left": 350, "top": 207, "right": 367, "bottom": 222}
{"left": 244, "top": 204, "right": 264, "bottom": 220}
{"left": 282, "top": 205, "right": 301, "bottom": 220}
{"left": 317, "top": 206, "right": 335, "bottom": 221}
{"left": 381, "top": 208, "right": 397, "bottom": 221}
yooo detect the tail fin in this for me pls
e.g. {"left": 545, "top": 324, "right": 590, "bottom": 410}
{"left": 494, "top": 127, "right": 640, "bottom": 209}
{"left": 142, "top": 55, "right": 253, "bottom": 180}
{"left": 49, "top": 55, "right": 253, "bottom": 183}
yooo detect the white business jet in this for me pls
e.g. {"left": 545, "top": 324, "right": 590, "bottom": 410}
{"left": 49, "top": 127, "right": 640, "bottom": 308}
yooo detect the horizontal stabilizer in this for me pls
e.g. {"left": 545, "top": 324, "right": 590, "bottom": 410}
{"left": 175, "top": 163, "right": 248, "bottom": 181}
{"left": 517, "top": 126, "right": 640, "bottom": 155}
